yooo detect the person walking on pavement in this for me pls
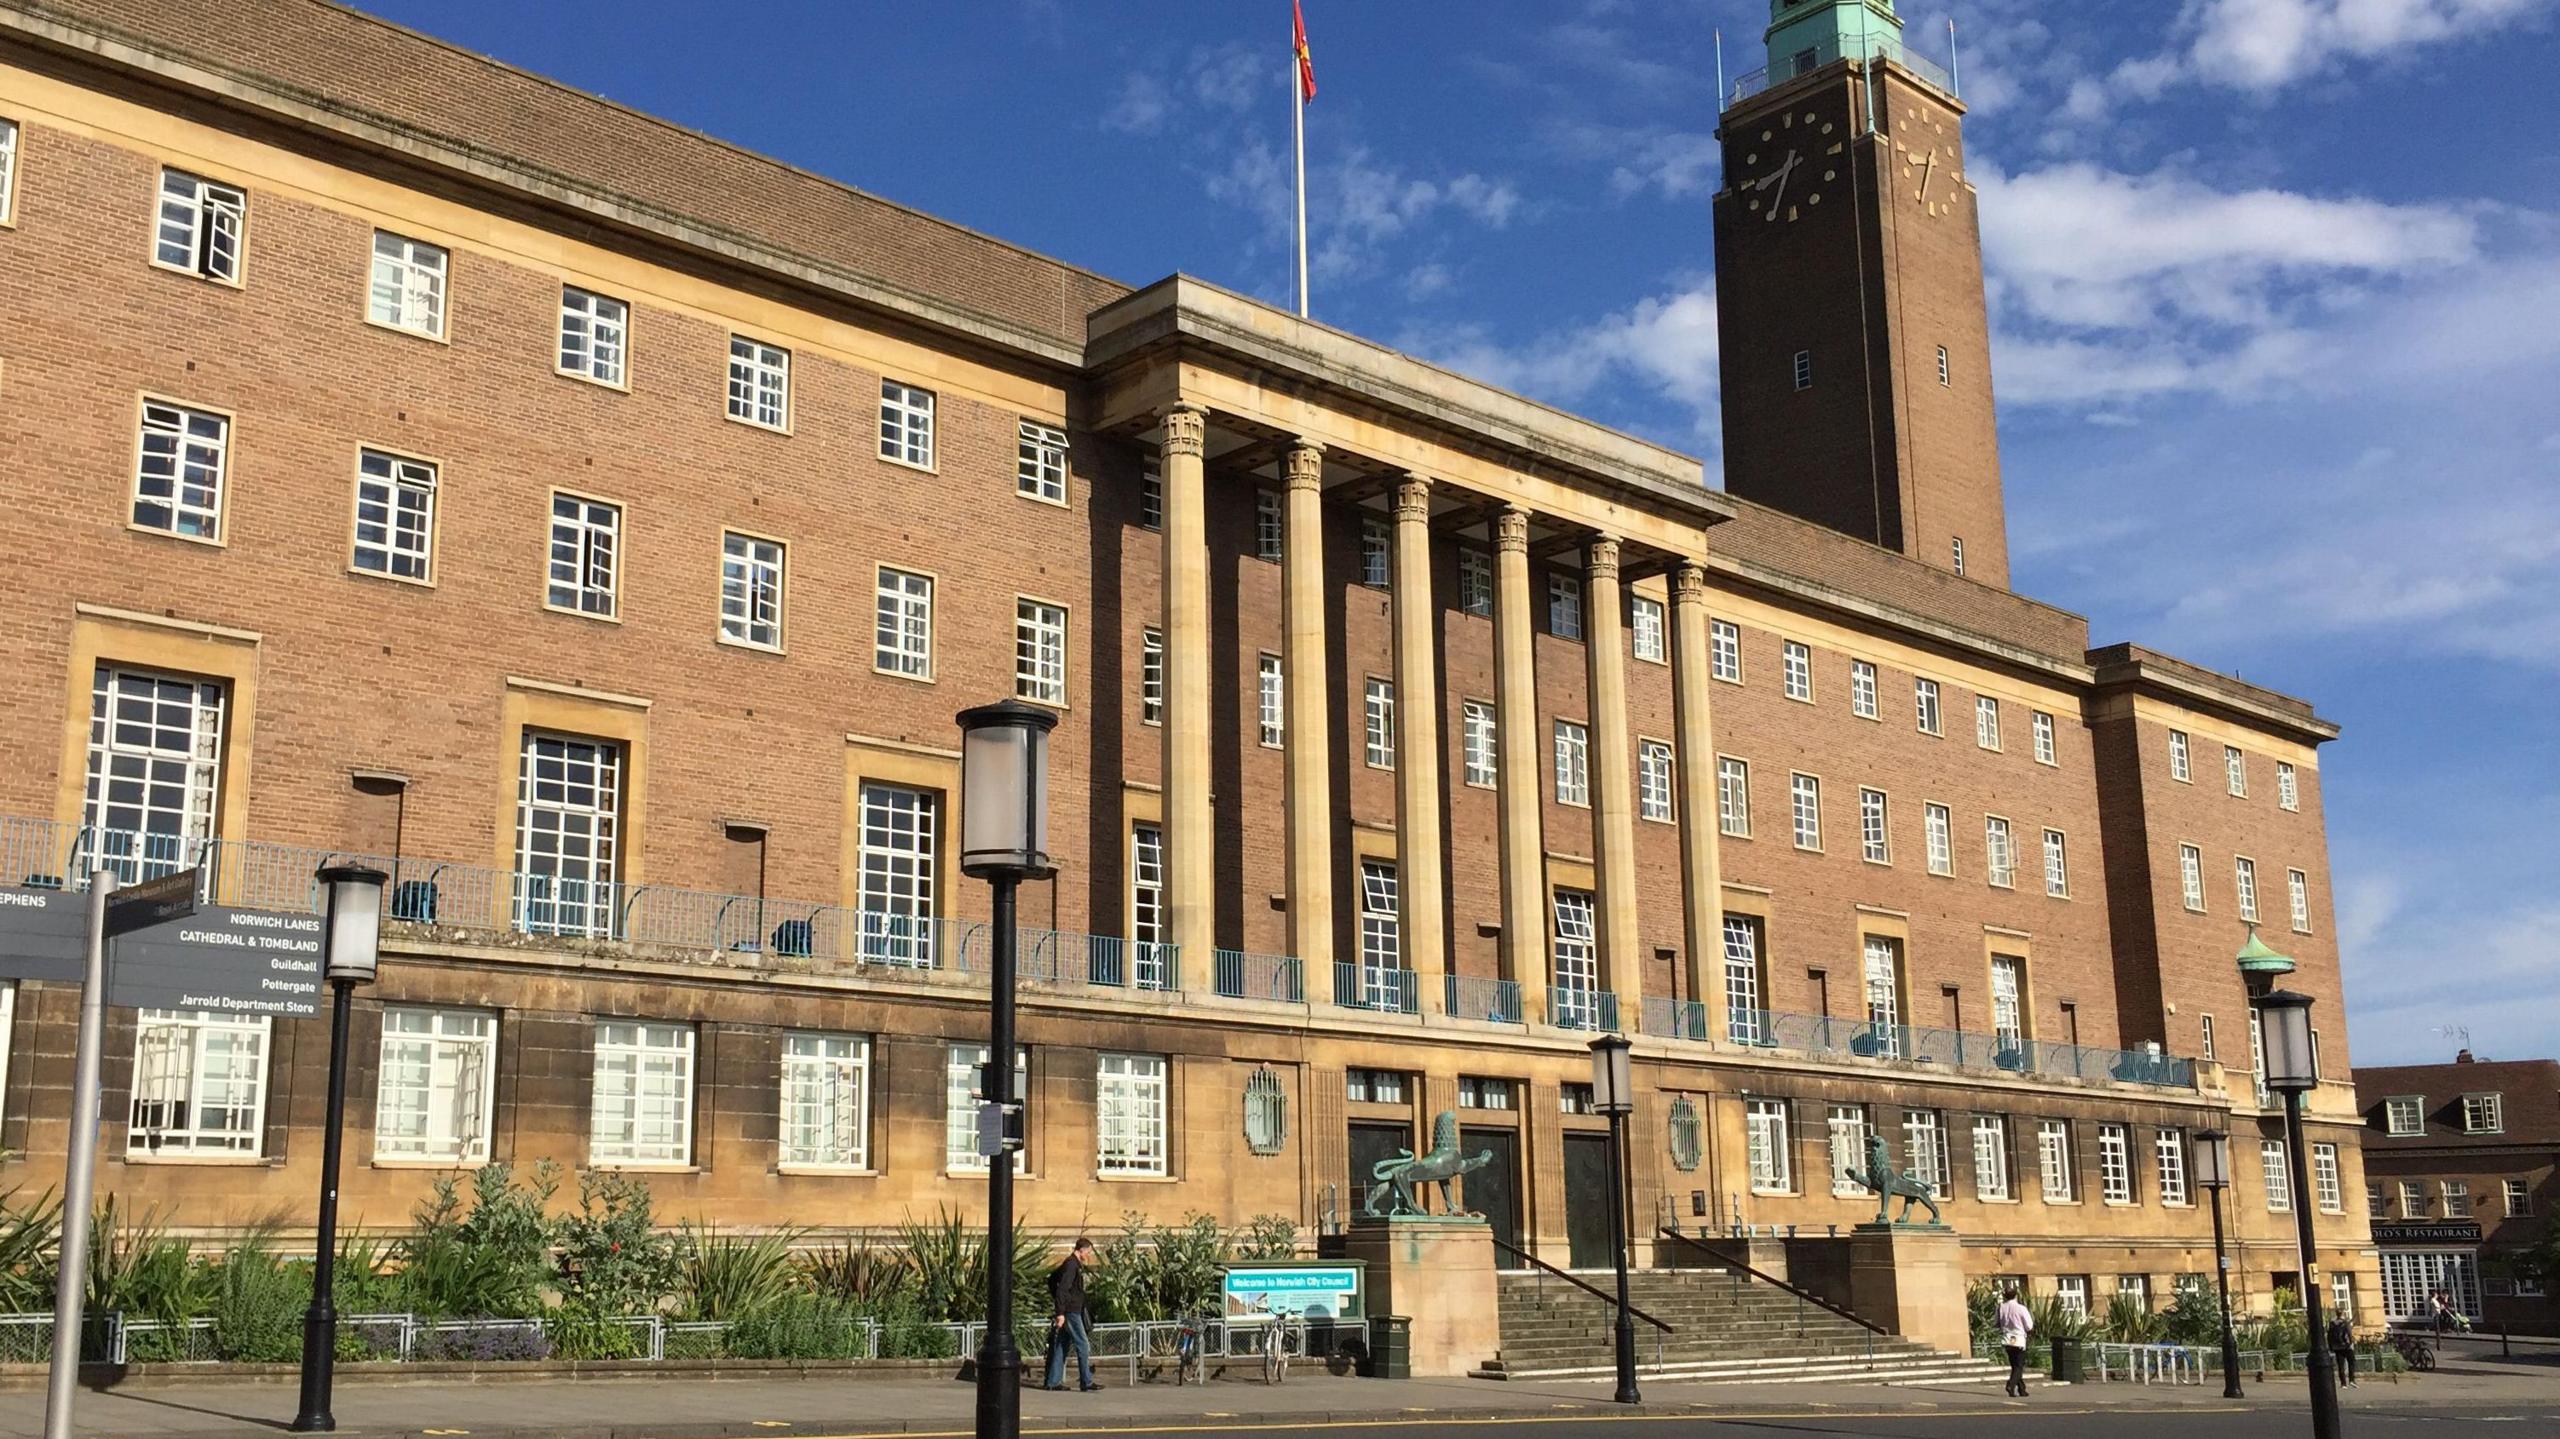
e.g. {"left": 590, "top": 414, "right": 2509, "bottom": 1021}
{"left": 1996, "top": 1285, "right": 2035, "bottom": 1398}
{"left": 2326, "top": 1312, "right": 2357, "bottom": 1387}
{"left": 1044, "top": 1237, "right": 1102, "bottom": 1392}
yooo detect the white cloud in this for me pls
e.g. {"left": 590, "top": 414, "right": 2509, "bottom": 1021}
{"left": 1607, "top": 131, "right": 1723, "bottom": 201}
{"left": 1403, "top": 277, "right": 1721, "bottom": 442}
{"left": 2080, "top": 0, "right": 2550, "bottom": 106}
{"left": 1100, "top": 73, "right": 1170, "bottom": 135}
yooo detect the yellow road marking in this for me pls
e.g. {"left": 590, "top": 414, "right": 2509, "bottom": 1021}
{"left": 762, "top": 1404, "right": 2256, "bottom": 1438}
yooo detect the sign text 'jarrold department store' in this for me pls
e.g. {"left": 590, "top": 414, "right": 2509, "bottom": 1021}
{"left": 0, "top": 887, "right": 324, "bottom": 1017}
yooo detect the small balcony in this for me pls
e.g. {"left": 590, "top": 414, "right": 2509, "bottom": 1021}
{"left": 1693, "top": 1004, "right": 2194, "bottom": 1091}
{"left": 1331, "top": 961, "right": 1419, "bottom": 1016}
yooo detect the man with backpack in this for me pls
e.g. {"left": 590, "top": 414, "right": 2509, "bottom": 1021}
{"left": 1043, "top": 1237, "right": 1101, "bottom": 1392}
{"left": 2326, "top": 1311, "right": 2357, "bottom": 1387}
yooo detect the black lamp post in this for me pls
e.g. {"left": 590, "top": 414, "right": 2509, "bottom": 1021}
{"left": 291, "top": 863, "right": 387, "bottom": 1433}
{"left": 2257, "top": 988, "right": 2340, "bottom": 1439}
{"left": 957, "top": 699, "right": 1056, "bottom": 1439}
{"left": 1588, "top": 1034, "right": 1640, "bottom": 1405}
{"left": 2193, "top": 1127, "right": 2246, "bottom": 1399}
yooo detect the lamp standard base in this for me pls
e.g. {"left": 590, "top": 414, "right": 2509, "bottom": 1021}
{"left": 973, "top": 1332, "right": 1021, "bottom": 1437}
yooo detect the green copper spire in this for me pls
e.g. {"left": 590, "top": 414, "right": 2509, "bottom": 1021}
{"left": 2233, "top": 924, "right": 2297, "bottom": 978}
{"left": 1765, "top": 0, "right": 1904, "bottom": 73}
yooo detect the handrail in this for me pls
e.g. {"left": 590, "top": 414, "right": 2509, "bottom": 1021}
{"left": 1653, "top": 1227, "right": 1890, "bottom": 1337}
{"left": 1489, "top": 1236, "right": 1672, "bottom": 1334}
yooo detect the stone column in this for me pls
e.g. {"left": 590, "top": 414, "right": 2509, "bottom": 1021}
{"left": 1668, "top": 560, "right": 1725, "bottom": 1027}
{"left": 1159, "top": 403, "right": 1216, "bottom": 988}
{"left": 1390, "top": 477, "right": 1447, "bottom": 1009}
{"left": 1280, "top": 439, "right": 1336, "bottom": 984}
{"left": 1583, "top": 536, "right": 1642, "bottom": 1022}
{"left": 1492, "top": 505, "right": 1549, "bottom": 1025}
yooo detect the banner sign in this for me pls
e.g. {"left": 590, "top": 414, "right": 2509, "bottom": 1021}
{"left": 2371, "top": 1222, "right": 2482, "bottom": 1245}
{"left": 0, "top": 886, "right": 323, "bottom": 1017}
{"left": 1221, "top": 1263, "right": 1364, "bottom": 1324}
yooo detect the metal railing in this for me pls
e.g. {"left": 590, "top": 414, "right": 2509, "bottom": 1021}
{"left": 1715, "top": 1006, "right": 2194, "bottom": 1090}
{"left": 1490, "top": 1236, "right": 1670, "bottom": 1370}
{"left": 1654, "top": 1228, "right": 1889, "bottom": 1346}
{"left": 951, "top": 927, "right": 1177, "bottom": 994}
{"left": 1332, "top": 961, "right": 1419, "bottom": 1015}
{"left": 1213, "top": 949, "right": 1303, "bottom": 1003}
{"left": 1548, "top": 987, "right": 1622, "bottom": 1033}
{"left": 1728, "top": 27, "right": 1957, "bottom": 107}
{"left": 1640, "top": 997, "right": 1711, "bottom": 1041}
{"left": 1445, "top": 974, "right": 1523, "bottom": 1025}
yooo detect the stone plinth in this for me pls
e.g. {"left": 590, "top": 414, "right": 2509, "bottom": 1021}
{"left": 1847, "top": 1224, "right": 1968, "bottom": 1355}
{"left": 1340, "top": 1216, "right": 1499, "bottom": 1377}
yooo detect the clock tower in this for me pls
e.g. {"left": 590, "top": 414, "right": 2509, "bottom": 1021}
{"left": 1713, "top": 0, "right": 2011, "bottom": 587}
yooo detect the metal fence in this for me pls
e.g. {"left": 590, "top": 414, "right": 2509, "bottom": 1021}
{"left": 1720, "top": 1008, "right": 2194, "bottom": 1091}
{"left": 1213, "top": 950, "right": 1303, "bottom": 1003}
{"left": 1547, "top": 987, "right": 1622, "bottom": 1034}
{"left": 1445, "top": 974, "right": 1523, "bottom": 1025}
{"left": 1332, "top": 962, "right": 1419, "bottom": 1016}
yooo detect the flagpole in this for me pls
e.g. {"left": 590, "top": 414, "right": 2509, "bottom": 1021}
{"left": 1714, "top": 29, "right": 1725, "bottom": 110}
{"left": 1947, "top": 17, "right": 1962, "bottom": 97}
{"left": 1293, "top": 32, "right": 1309, "bottom": 318}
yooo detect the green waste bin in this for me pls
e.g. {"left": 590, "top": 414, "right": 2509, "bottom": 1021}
{"left": 1366, "top": 1316, "right": 1411, "bottom": 1379}
{"left": 2050, "top": 1337, "right": 2086, "bottom": 1383}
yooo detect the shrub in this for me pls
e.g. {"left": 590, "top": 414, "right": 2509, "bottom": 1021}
{"left": 0, "top": 1189, "right": 63, "bottom": 1313}
{"left": 2160, "top": 1275, "right": 2225, "bottom": 1347}
{"left": 799, "top": 1239, "right": 912, "bottom": 1309}
{"left": 545, "top": 1303, "right": 645, "bottom": 1360}
{"left": 1233, "top": 1214, "right": 1300, "bottom": 1263}
{"left": 556, "top": 1170, "right": 683, "bottom": 1319}
{"left": 209, "top": 1232, "right": 308, "bottom": 1364}
{"left": 2102, "top": 1292, "right": 2167, "bottom": 1344}
{"left": 1967, "top": 1279, "right": 2001, "bottom": 1349}
{"left": 397, "top": 1162, "right": 558, "bottom": 1319}
{"left": 679, "top": 1225, "right": 807, "bottom": 1321}
{"left": 723, "top": 1291, "right": 872, "bottom": 1360}
{"left": 895, "top": 1208, "right": 1044, "bottom": 1325}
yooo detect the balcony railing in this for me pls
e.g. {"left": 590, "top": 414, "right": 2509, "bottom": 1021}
{"left": 1640, "top": 997, "right": 1713, "bottom": 1042}
{"left": 1548, "top": 986, "right": 1622, "bottom": 1034}
{"left": 1331, "top": 961, "right": 1418, "bottom": 1016}
{"left": 1713, "top": 1007, "right": 2193, "bottom": 1090}
{"left": 1728, "top": 28, "right": 1957, "bottom": 108}
{"left": 1443, "top": 974, "right": 1524, "bottom": 1025}
{"left": 1212, "top": 949, "right": 1302, "bottom": 1004}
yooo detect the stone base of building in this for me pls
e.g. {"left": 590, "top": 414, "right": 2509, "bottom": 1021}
{"left": 1847, "top": 1224, "right": 1968, "bottom": 1354}
{"left": 1340, "top": 1216, "right": 1500, "bottom": 1377}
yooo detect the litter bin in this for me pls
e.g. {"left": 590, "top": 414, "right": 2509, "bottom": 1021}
{"left": 1365, "top": 1316, "right": 1411, "bottom": 1379}
{"left": 2050, "top": 1337, "right": 2086, "bottom": 1383}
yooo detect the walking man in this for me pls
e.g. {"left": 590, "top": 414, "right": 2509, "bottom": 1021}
{"left": 1996, "top": 1285, "right": 2035, "bottom": 1398}
{"left": 2326, "top": 1311, "right": 2357, "bottom": 1387}
{"left": 1044, "top": 1237, "right": 1101, "bottom": 1392}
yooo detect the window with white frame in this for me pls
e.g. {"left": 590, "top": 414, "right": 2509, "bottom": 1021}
{"left": 2383, "top": 1096, "right": 2422, "bottom": 1135}
{"left": 2225, "top": 745, "right": 2247, "bottom": 797}
{"left": 1974, "top": 1114, "right": 2011, "bottom": 1200}
{"left": 2368, "top": 1182, "right": 2389, "bottom": 1219}
{"left": 946, "top": 1044, "right": 1028, "bottom": 1174}
{"left": 2464, "top": 1092, "right": 2504, "bottom": 1134}
{"left": 1548, "top": 573, "right": 1582, "bottom": 639}
{"left": 1458, "top": 548, "right": 1493, "bottom": 618}
{"left": 2288, "top": 869, "right": 2311, "bottom": 932}
{"left": 2234, "top": 857, "right": 2259, "bottom": 921}
{"left": 1851, "top": 660, "right": 1879, "bottom": 719}
{"left": 1790, "top": 772, "right": 1821, "bottom": 849}
{"left": 2043, "top": 829, "right": 2069, "bottom": 897}
{"left": 855, "top": 781, "right": 938, "bottom": 965}
{"left": 374, "top": 1006, "right": 496, "bottom": 1164}
{"left": 1347, "top": 1068, "right": 1410, "bottom": 1104}
{"left": 2249, "top": 1007, "right": 2269, "bottom": 1104}
{"left": 1791, "top": 349, "right": 1813, "bottom": 390}
{"left": 1139, "top": 459, "right": 1161, "bottom": 530}
{"left": 368, "top": 231, "right": 447, "bottom": 337}
{"left": 1364, "top": 678, "right": 1396, "bottom": 770}
{"left": 1863, "top": 937, "right": 1902, "bottom": 1052}
{"left": 2117, "top": 1274, "right": 2150, "bottom": 1309}
{"left": 1552, "top": 889, "right": 1599, "bottom": 1024}
{"left": 1723, "top": 915, "right": 1766, "bottom": 1042}
{"left": 1859, "top": 787, "right": 1889, "bottom": 863}
{"left": 2201, "top": 1013, "right": 2218, "bottom": 1062}
{"left": 1254, "top": 489, "right": 1283, "bottom": 560}
{"left": 1783, "top": 641, "right": 1813, "bottom": 701}
{"left": 2055, "top": 1275, "right": 2090, "bottom": 1320}
{"left": 1015, "top": 599, "right": 1068, "bottom": 704}
{"left": 1015, "top": 420, "right": 1067, "bottom": 502}
{"left": 1258, "top": 656, "right": 1284, "bottom": 747}
{"left": 1718, "top": 757, "right": 1751, "bottom": 837}
{"left": 557, "top": 286, "right": 627, "bottom": 385}
{"left": 1462, "top": 700, "right": 1496, "bottom": 786}
{"left": 2278, "top": 761, "right": 2299, "bottom": 812}
{"left": 351, "top": 450, "right": 437, "bottom": 582}
{"left": 1904, "top": 1110, "right": 1951, "bottom": 1197}
{"left": 780, "top": 1032, "right": 872, "bottom": 1169}
{"left": 719, "top": 532, "right": 786, "bottom": 650}
{"left": 591, "top": 1021, "right": 694, "bottom": 1166}
{"left": 1139, "top": 629, "right": 1163, "bottom": 724}
{"left": 154, "top": 169, "right": 245, "bottom": 282}
{"left": 133, "top": 399, "right": 229, "bottom": 540}
{"left": 879, "top": 379, "right": 935, "bottom": 466}
{"left": 1828, "top": 1105, "right": 1870, "bottom": 1195}
{"left": 728, "top": 337, "right": 790, "bottom": 429}
{"left": 2033, "top": 710, "right": 2057, "bottom": 765}
{"left": 2314, "top": 1142, "right": 2342, "bottom": 1212}
{"left": 1555, "top": 721, "right": 1590, "bottom": 806}
{"left": 1632, "top": 596, "right": 1666, "bottom": 662}
{"left": 1458, "top": 1077, "right": 1516, "bottom": 1110}
{"left": 1924, "top": 802, "right": 1952, "bottom": 876}
{"left": 2262, "top": 1139, "right": 2291, "bottom": 1212}
{"left": 2506, "top": 1178, "right": 2531, "bottom": 1216}
{"left": 129, "top": 1010, "right": 268, "bottom": 1156}
{"left": 2180, "top": 844, "right": 2206, "bottom": 911}
{"left": 1990, "top": 955, "right": 2025, "bottom": 1050}
{"left": 2157, "top": 1127, "right": 2189, "bottom": 1205}
{"left": 1362, "top": 517, "right": 1392, "bottom": 588}
{"left": 1130, "top": 822, "right": 1166, "bottom": 987}
{"left": 1953, "top": 540, "right": 1966, "bottom": 578}
{"left": 1638, "top": 740, "right": 1674, "bottom": 823}
{"left": 1097, "top": 1053, "right": 1170, "bottom": 1177}
{"left": 1976, "top": 695, "right": 2002, "bottom": 751}
{"left": 1358, "top": 860, "right": 1402, "bottom": 978}
{"left": 2038, "top": 1119, "right": 2076, "bottom": 1202}
{"left": 1985, "top": 815, "right": 2015, "bottom": 888}
{"left": 875, "top": 568, "right": 933, "bottom": 679}
{"left": 2400, "top": 1179, "right": 2427, "bottom": 1217}
{"left": 2445, "top": 1181, "right": 2473, "bottom": 1219}
{"left": 1747, "top": 1098, "right": 1792, "bottom": 1193}
{"left": 85, "top": 665, "right": 224, "bottom": 856}
{"left": 2169, "top": 729, "right": 2191, "bottom": 782}
{"left": 1937, "top": 344, "right": 1951, "bottom": 386}
{"left": 1711, "top": 620, "right": 1742, "bottom": 682}
{"left": 1915, "top": 678, "right": 1942, "bottom": 735}
{"left": 546, "top": 492, "right": 620, "bottom": 616}
{"left": 2099, "top": 1124, "right": 2133, "bottom": 1204}
{"left": 0, "top": 118, "right": 17, "bottom": 225}
{"left": 514, "top": 732, "right": 621, "bottom": 938}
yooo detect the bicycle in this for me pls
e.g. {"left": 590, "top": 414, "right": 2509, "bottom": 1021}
{"left": 1172, "top": 1311, "right": 1211, "bottom": 1386}
{"left": 1260, "top": 1316, "right": 1296, "bottom": 1385}
{"left": 2388, "top": 1329, "right": 2436, "bottom": 1372}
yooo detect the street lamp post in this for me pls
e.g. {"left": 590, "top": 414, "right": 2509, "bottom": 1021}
{"left": 291, "top": 864, "right": 388, "bottom": 1434}
{"left": 1588, "top": 1035, "right": 1640, "bottom": 1405}
{"left": 2192, "top": 1127, "right": 2245, "bottom": 1399}
{"left": 957, "top": 700, "right": 1056, "bottom": 1439}
{"left": 2258, "top": 988, "right": 2340, "bottom": 1439}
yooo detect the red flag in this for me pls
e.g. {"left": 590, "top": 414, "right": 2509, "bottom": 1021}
{"left": 1294, "top": 0, "right": 1317, "bottom": 103}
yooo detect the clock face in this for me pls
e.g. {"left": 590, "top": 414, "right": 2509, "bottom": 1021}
{"left": 1738, "top": 108, "right": 1843, "bottom": 226}
{"left": 1898, "top": 139, "right": 1962, "bottom": 219}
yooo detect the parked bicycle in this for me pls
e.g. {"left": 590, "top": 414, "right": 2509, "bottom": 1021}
{"left": 2389, "top": 1329, "right": 2437, "bottom": 1372}
{"left": 1172, "top": 1311, "right": 1213, "bottom": 1386}
{"left": 1259, "top": 1315, "right": 1302, "bottom": 1384}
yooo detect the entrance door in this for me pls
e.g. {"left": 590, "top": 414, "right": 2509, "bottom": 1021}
{"left": 1461, "top": 1126, "right": 1523, "bottom": 1262}
{"left": 1563, "top": 1130, "right": 1615, "bottom": 1270}
{"left": 1349, "top": 1120, "right": 1416, "bottom": 1217}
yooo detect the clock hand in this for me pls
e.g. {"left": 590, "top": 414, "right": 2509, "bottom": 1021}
{"left": 1762, "top": 151, "right": 1797, "bottom": 219}
{"left": 1917, "top": 151, "right": 1936, "bottom": 203}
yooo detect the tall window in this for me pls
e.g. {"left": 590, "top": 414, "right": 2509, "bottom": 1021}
{"left": 368, "top": 231, "right": 447, "bottom": 337}
{"left": 2157, "top": 1128, "right": 2189, "bottom": 1205}
{"left": 1097, "top": 1053, "right": 1170, "bottom": 1177}
{"left": 1747, "top": 1098, "right": 1792, "bottom": 1193}
{"left": 514, "top": 733, "right": 621, "bottom": 938}
{"left": 2288, "top": 869, "right": 2311, "bottom": 932}
{"left": 1638, "top": 740, "right": 1674, "bottom": 822}
{"left": 1358, "top": 861, "right": 1403, "bottom": 1008}
{"left": 2225, "top": 745, "right": 2248, "bottom": 797}
{"left": 1139, "top": 629, "right": 1163, "bottom": 724}
{"left": 946, "top": 1044, "right": 1028, "bottom": 1175}
{"left": 1990, "top": 955, "right": 2025, "bottom": 1050}
{"left": 1130, "top": 823, "right": 1166, "bottom": 988}
{"left": 875, "top": 567, "right": 934, "bottom": 679}
{"left": 557, "top": 286, "right": 627, "bottom": 385}
{"left": 351, "top": 450, "right": 437, "bottom": 582}
{"left": 2234, "top": 857, "right": 2259, "bottom": 921}
{"left": 1552, "top": 889, "right": 1599, "bottom": 1025}
{"left": 1723, "top": 916, "right": 1766, "bottom": 1042}
{"left": 2249, "top": 1007, "right": 2269, "bottom": 1104}
{"left": 1717, "top": 757, "right": 1751, "bottom": 837}
{"left": 1974, "top": 1115, "right": 2012, "bottom": 1200}
{"left": 1976, "top": 696, "right": 2002, "bottom": 751}
{"left": 2314, "top": 1143, "right": 2343, "bottom": 1213}
{"left": 1361, "top": 518, "right": 1392, "bottom": 588}
{"left": 546, "top": 492, "right": 620, "bottom": 616}
{"left": 2098, "top": 1124, "right": 2133, "bottom": 1204}
{"left": 2180, "top": 844, "right": 2206, "bottom": 911}
{"left": 1851, "top": 661, "right": 1879, "bottom": 719}
{"left": 719, "top": 533, "right": 786, "bottom": 649}
{"left": 1632, "top": 596, "right": 1666, "bottom": 662}
{"left": 1828, "top": 1105, "right": 1870, "bottom": 1196}
{"left": 1015, "top": 598, "right": 1068, "bottom": 704}
{"left": 1139, "top": 460, "right": 1162, "bottom": 530}
{"left": 2278, "top": 761, "right": 2299, "bottom": 811}
{"left": 1548, "top": 573, "right": 1583, "bottom": 639}
{"left": 1904, "top": 1110, "right": 1951, "bottom": 1197}
{"left": 1952, "top": 537, "right": 1965, "bottom": 576}
{"left": 1914, "top": 678, "right": 1942, "bottom": 735}
{"left": 1554, "top": 721, "right": 1590, "bottom": 805}
{"left": 591, "top": 1021, "right": 694, "bottom": 1166}
{"left": 2055, "top": 1276, "right": 2091, "bottom": 1320}
{"left": 2033, "top": 711, "right": 2057, "bottom": 765}
{"left": 1936, "top": 344, "right": 1950, "bottom": 386}
{"left": 780, "top": 1033, "right": 871, "bottom": 1169}
{"left": 2201, "top": 1013, "right": 2218, "bottom": 1062}
{"left": 2169, "top": 729, "right": 2192, "bottom": 781}
{"left": 0, "top": 118, "right": 17, "bottom": 224}
{"left": 1711, "top": 620, "right": 1742, "bottom": 681}
{"left": 1462, "top": 700, "right": 1496, "bottom": 786}
{"left": 1858, "top": 787, "right": 1889, "bottom": 864}
{"left": 1783, "top": 641, "right": 1813, "bottom": 701}
{"left": 2506, "top": 1179, "right": 2531, "bottom": 1216}
{"left": 879, "top": 379, "right": 936, "bottom": 466}
{"left": 2262, "top": 1139, "right": 2291, "bottom": 1212}
{"left": 1791, "top": 349, "right": 1813, "bottom": 390}
{"left": 1790, "top": 773, "right": 1821, "bottom": 849}
{"left": 1924, "top": 802, "right": 1952, "bottom": 876}
{"left": 374, "top": 1007, "right": 496, "bottom": 1163}
{"left": 727, "top": 337, "right": 790, "bottom": 429}
{"left": 1364, "top": 679, "right": 1396, "bottom": 770}
{"left": 2038, "top": 1119, "right": 2075, "bottom": 1201}
{"left": 85, "top": 666, "right": 225, "bottom": 859}
{"left": 1984, "top": 816, "right": 2015, "bottom": 888}
{"left": 129, "top": 1011, "right": 268, "bottom": 1156}
{"left": 154, "top": 169, "right": 245, "bottom": 282}
{"left": 2043, "top": 829, "right": 2070, "bottom": 897}
{"left": 2400, "top": 1180, "right": 2427, "bottom": 1217}
{"left": 1253, "top": 489, "right": 1283, "bottom": 560}
{"left": 855, "top": 781, "right": 938, "bottom": 965}
{"left": 1015, "top": 420, "right": 1067, "bottom": 502}
{"left": 1862, "top": 937, "right": 1902, "bottom": 1054}
{"left": 1258, "top": 655, "right": 1284, "bottom": 747}
{"left": 133, "top": 400, "right": 229, "bottom": 540}
{"left": 1458, "top": 548, "right": 1493, "bottom": 617}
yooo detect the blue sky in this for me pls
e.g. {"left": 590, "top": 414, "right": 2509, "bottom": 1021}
{"left": 363, "top": 0, "right": 2559, "bottom": 1067}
